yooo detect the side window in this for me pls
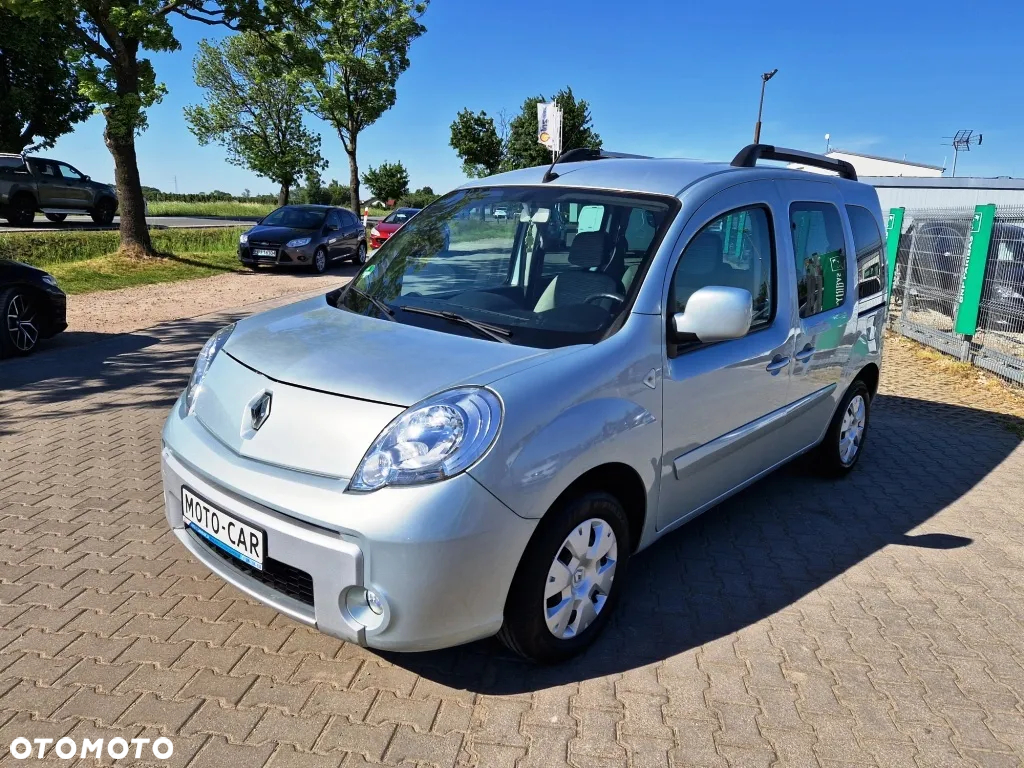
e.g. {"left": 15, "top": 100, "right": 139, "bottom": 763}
{"left": 31, "top": 160, "right": 56, "bottom": 177}
{"left": 790, "top": 202, "right": 848, "bottom": 318}
{"left": 57, "top": 163, "right": 84, "bottom": 180}
{"left": 845, "top": 205, "right": 886, "bottom": 301}
{"left": 0, "top": 157, "right": 28, "bottom": 176}
{"left": 671, "top": 205, "right": 774, "bottom": 330}
{"left": 576, "top": 205, "right": 604, "bottom": 234}
{"left": 326, "top": 211, "right": 341, "bottom": 230}
{"left": 624, "top": 207, "right": 656, "bottom": 252}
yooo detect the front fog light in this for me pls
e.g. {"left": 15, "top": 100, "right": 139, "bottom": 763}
{"left": 366, "top": 590, "right": 384, "bottom": 615}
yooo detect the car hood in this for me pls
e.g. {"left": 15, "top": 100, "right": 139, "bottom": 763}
{"left": 375, "top": 221, "right": 401, "bottom": 232}
{"left": 246, "top": 226, "right": 316, "bottom": 244}
{"left": 223, "top": 295, "right": 578, "bottom": 406}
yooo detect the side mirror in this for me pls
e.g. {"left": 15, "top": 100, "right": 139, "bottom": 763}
{"left": 83, "top": 175, "right": 91, "bottom": 181}
{"left": 672, "top": 286, "right": 753, "bottom": 343}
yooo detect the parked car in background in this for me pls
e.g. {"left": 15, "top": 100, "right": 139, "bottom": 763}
{"left": 239, "top": 205, "right": 367, "bottom": 272}
{"left": 0, "top": 154, "right": 118, "bottom": 226}
{"left": 0, "top": 260, "right": 67, "bottom": 357}
{"left": 369, "top": 207, "right": 420, "bottom": 250}
{"left": 492, "top": 205, "right": 509, "bottom": 221}
{"left": 162, "top": 145, "right": 885, "bottom": 662}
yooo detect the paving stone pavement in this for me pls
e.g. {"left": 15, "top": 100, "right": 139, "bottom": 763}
{"left": 1, "top": 296, "right": 1024, "bottom": 768}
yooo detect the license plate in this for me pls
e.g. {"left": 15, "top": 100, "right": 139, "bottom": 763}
{"left": 253, "top": 248, "right": 276, "bottom": 258}
{"left": 182, "top": 486, "right": 265, "bottom": 570}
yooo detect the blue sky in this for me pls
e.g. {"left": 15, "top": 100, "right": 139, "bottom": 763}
{"left": 48, "top": 0, "right": 1024, "bottom": 197}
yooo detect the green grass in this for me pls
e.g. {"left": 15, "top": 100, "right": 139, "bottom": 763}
{"left": 0, "top": 227, "right": 247, "bottom": 294}
{"left": 146, "top": 200, "right": 274, "bottom": 218}
{"left": 0, "top": 227, "right": 245, "bottom": 268}
{"left": 146, "top": 200, "right": 393, "bottom": 218}
{"left": 46, "top": 251, "right": 242, "bottom": 294}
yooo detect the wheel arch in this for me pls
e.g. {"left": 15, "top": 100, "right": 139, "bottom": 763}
{"left": 545, "top": 462, "right": 648, "bottom": 553}
{"left": 854, "top": 362, "right": 880, "bottom": 399}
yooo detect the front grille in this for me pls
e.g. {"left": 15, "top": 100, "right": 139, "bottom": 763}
{"left": 189, "top": 530, "right": 315, "bottom": 607}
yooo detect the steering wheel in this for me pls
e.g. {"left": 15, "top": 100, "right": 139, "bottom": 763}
{"left": 584, "top": 293, "right": 626, "bottom": 307}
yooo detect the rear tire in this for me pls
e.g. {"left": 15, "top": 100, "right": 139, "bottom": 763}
{"left": 499, "top": 491, "right": 631, "bottom": 663}
{"left": 90, "top": 198, "right": 116, "bottom": 226}
{"left": 0, "top": 288, "right": 40, "bottom": 357}
{"left": 812, "top": 380, "right": 871, "bottom": 477}
{"left": 5, "top": 196, "right": 35, "bottom": 227}
{"left": 45, "top": 213, "right": 67, "bottom": 223}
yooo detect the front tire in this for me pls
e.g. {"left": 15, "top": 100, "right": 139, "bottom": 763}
{"left": 813, "top": 380, "right": 871, "bottom": 476}
{"left": 0, "top": 288, "right": 40, "bottom": 357}
{"left": 499, "top": 491, "right": 631, "bottom": 663}
{"left": 90, "top": 198, "right": 116, "bottom": 226}
{"left": 45, "top": 213, "right": 67, "bottom": 223}
{"left": 355, "top": 242, "right": 368, "bottom": 265}
{"left": 312, "top": 247, "right": 328, "bottom": 274}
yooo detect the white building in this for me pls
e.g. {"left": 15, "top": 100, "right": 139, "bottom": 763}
{"left": 790, "top": 149, "right": 944, "bottom": 178}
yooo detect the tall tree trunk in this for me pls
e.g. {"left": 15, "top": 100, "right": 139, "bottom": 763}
{"left": 104, "top": 122, "right": 151, "bottom": 255}
{"left": 347, "top": 139, "right": 360, "bottom": 215}
{"left": 278, "top": 183, "right": 290, "bottom": 207}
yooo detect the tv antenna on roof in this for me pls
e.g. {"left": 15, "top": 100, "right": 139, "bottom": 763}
{"left": 942, "top": 129, "right": 982, "bottom": 177}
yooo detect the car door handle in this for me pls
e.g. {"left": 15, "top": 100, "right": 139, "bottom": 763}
{"left": 794, "top": 345, "right": 816, "bottom": 363}
{"left": 766, "top": 355, "right": 790, "bottom": 375}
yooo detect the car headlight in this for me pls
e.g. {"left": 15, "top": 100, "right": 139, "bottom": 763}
{"left": 370, "top": 227, "right": 380, "bottom": 237}
{"left": 184, "top": 323, "right": 235, "bottom": 412}
{"left": 41, "top": 274, "right": 59, "bottom": 288}
{"left": 349, "top": 387, "right": 502, "bottom": 491}
{"left": 239, "top": 233, "right": 249, "bottom": 244}
{"left": 286, "top": 236, "right": 312, "bottom": 248}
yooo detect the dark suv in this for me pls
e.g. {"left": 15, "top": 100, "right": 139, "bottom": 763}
{"left": 0, "top": 154, "right": 119, "bottom": 226}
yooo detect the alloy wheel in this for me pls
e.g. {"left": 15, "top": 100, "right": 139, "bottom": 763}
{"left": 357, "top": 244, "right": 367, "bottom": 264}
{"left": 315, "top": 250, "right": 326, "bottom": 272}
{"left": 5, "top": 294, "right": 38, "bottom": 352}
{"left": 839, "top": 394, "right": 866, "bottom": 465}
{"left": 544, "top": 517, "right": 618, "bottom": 639}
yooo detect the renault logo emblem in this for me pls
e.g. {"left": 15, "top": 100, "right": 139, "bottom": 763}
{"left": 250, "top": 392, "right": 272, "bottom": 431}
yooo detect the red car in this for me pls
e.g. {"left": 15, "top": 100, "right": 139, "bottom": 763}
{"left": 369, "top": 207, "right": 420, "bottom": 250}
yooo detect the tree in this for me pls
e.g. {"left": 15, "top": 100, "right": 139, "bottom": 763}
{"left": 5, "top": 0, "right": 269, "bottom": 255}
{"left": 506, "top": 87, "right": 600, "bottom": 170}
{"left": 362, "top": 160, "right": 408, "bottom": 204}
{"left": 449, "top": 87, "right": 601, "bottom": 176}
{"left": 0, "top": 10, "right": 92, "bottom": 153}
{"left": 449, "top": 108, "right": 505, "bottom": 178}
{"left": 184, "top": 33, "right": 325, "bottom": 208}
{"left": 399, "top": 186, "right": 436, "bottom": 208}
{"left": 324, "top": 179, "right": 350, "bottom": 207}
{"left": 289, "top": 0, "right": 427, "bottom": 214}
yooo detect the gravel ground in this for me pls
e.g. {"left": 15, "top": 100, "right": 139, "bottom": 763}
{"left": 67, "top": 267, "right": 356, "bottom": 335}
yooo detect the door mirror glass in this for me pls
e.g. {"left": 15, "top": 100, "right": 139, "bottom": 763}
{"left": 672, "top": 286, "right": 753, "bottom": 343}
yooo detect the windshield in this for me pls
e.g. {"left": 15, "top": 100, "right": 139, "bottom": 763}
{"left": 335, "top": 186, "right": 676, "bottom": 348}
{"left": 260, "top": 206, "right": 327, "bottom": 229}
{"left": 383, "top": 208, "right": 419, "bottom": 224}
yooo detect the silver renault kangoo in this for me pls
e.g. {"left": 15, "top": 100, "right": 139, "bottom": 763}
{"left": 161, "top": 145, "right": 887, "bottom": 662}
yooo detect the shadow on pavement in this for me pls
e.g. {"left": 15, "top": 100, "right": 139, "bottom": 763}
{"left": 384, "top": 395, "right": 1020, "bottom": 693}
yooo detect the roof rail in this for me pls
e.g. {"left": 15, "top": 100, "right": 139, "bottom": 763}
{"left": 542, "top": 148, "right": 652, "bottom": 182}
{"left": 731, "top": 144, "right": 858, "bottom": 181}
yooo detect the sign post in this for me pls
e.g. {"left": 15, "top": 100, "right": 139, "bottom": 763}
{"left": 885, "top": 207, "right": 904, "bottom": 301}
{"left": 953, "top": 203, "right": 996, "bottom": 336}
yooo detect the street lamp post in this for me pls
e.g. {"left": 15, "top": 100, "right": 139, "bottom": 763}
{"left": 753, "top": 68, "right": 778, "bottom": 144}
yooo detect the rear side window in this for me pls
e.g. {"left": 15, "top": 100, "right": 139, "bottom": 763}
{"left": 846, "top": 205, "right": 886, "bottom": 301}
{"left": 790, "top": 202, "right": 848, "bottom": 318}
{"left": 0, "top": 157, "right": 28, "bottom": 175}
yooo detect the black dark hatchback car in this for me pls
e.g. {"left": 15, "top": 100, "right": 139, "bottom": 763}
{"left": 239, "top": 205, "right": 367, "bottom": 273}
{"left": 0, "top": 259, "right": 67, "bottom": 357}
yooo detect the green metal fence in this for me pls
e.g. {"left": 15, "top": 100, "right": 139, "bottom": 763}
{"left": 886, "top": 204, "right": 1024, "bottom": 385}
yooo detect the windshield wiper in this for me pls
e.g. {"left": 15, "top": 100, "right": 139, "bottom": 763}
{"left": 345, "top": 285, "right": 394, "bottom": 320}
{"left": 397, "top": 305, "right": 511, "bottom": 344}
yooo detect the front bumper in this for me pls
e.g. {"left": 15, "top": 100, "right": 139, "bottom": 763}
{"left": 239, "top": 243, "right": 315, "bottom": 266}
{"left": 369, "top": 233, "right": 389, "bottom": 250}
{"left": 161, "top": 396, "right": 537, "bottom": 651}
